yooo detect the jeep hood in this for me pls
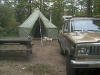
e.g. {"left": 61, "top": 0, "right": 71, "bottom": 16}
{"left": 64, "top": 32, "right": 100, "bottom": 43}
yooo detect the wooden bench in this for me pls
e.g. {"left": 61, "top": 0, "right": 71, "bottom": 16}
{"left": 0, "top": 38, "right": 32, "bottom": 56}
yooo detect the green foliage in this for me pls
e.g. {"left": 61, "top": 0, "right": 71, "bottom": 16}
{"left": 51, "top": 0, "right": 65, "bottom": 30}
{"left": 93, "top": 0, "right": 100, "bottom": 16}
{"left": 15, "top": 1, "right": 29, "bottom": 23}
{"left": 0, "top": 5, "right": 19, "bottom": 37}
{"left": 0, "top": 5, "right": 13, "bottom": 27}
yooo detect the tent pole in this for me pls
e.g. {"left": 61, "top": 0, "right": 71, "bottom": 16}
{"left": 39, "top": 16, "right": 43, "bottom": 47}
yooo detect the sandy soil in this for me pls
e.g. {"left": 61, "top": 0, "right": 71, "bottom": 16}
{"left": 0, "top": 40, "right": 66, "bottom": 75}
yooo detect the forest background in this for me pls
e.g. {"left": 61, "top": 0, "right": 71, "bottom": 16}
{"left": 0, "top": 0, "right": 100, "bottom": 37}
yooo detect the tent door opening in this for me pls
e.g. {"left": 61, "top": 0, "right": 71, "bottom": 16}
{"left": 31, "top": 18, "right": 47, "bottom": 38}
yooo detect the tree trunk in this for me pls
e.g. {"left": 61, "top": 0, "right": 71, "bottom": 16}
{"left": 87, "top": 0, "right": 92, "bottom": 17}
{"left": 28, "top": 0, "right": 32, "bottom": 15}
{"left": 0, "top": 0, "right": 1, "bottom": 4}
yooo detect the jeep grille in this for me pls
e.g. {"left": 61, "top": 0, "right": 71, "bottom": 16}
{"left": 89, "top": 46, "right": 100, "bottom": 55}
{"left": 77, "top": 45, "right": 100, "bottom": 56}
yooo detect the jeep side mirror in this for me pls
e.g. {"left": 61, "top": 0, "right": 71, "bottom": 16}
{"left": 59, "top": 30, "right": 62, "bottom": 33}
{"left": 63, "top": 30, "right": 68, "bottom": 33}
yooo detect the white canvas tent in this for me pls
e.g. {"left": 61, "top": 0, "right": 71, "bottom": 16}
{"left": 18, "top": 8, "right": 58, "bottom": 39}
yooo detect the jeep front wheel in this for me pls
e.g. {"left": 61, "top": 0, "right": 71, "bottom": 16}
{"left": 66, "top": 53, "right": 76, "bottom": 75}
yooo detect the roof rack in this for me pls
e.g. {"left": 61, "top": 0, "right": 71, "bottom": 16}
{"left": 62, "top": 16, "right": 72, "bottom": 21}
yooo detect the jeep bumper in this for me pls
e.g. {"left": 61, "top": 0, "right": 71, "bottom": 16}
{"left": 71, "top": 60, "right": 100, "bottom": 68}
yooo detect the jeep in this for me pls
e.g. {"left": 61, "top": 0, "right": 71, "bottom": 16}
{"left": 58, "top": 16, "right": 100, "bottom": 75}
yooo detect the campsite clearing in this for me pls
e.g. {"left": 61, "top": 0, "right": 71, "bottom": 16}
{"left": 0, "top": 40, "right": 66, "bottom": 75}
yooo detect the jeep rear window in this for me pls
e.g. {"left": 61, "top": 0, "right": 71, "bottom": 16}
{"left": 72, "top": 19, "right": 100, "bottom": 32}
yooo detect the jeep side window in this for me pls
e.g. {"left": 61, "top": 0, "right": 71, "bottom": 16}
{"left": 71, "top": 22, "right": 74, "bottom": 32}
{"left": 63, "top": 21, "right": 69, "bottom": 33}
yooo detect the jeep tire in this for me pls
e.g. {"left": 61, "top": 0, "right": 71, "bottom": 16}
{"left": 66, "top": 53, "right": 76, "bottom": 75}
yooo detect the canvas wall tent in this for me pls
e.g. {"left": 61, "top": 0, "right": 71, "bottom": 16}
{"left": 18, "top": 8, "right": 58, "bottom": 39}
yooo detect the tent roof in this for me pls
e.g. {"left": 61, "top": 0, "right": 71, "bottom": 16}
{"left": 19, "top": 8, "right": 57, "bottom": 29}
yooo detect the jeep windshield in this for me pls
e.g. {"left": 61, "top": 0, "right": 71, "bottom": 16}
{"left": 72, "top": 19, "right": 100, "bottom": 32}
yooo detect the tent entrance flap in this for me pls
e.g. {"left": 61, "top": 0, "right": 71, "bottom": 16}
{"left": 31, "top": 18, "right": 47, "bottom": 38}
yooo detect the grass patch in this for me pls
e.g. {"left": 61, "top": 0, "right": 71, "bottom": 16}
{"left": 0, "top": 45, "right": 26, "bottom": 49}
{"left": 25, "top": 64, "right": 55, "bottom": 75}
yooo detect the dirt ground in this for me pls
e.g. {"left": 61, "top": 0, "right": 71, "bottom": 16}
{"left": 0, "top": 40, "right": 66, "bottom": 75}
